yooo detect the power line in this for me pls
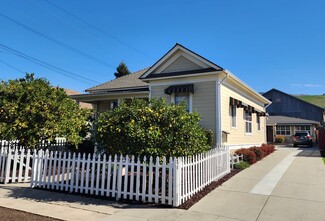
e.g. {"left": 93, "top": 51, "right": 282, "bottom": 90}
{"left": 43, "top": 0, "right": 154, "bottom": 61}
{"left": 0, "top": 43, "right": 100, "bottom": 84}
{"left": 0, "top": 12, "right": 115, "bottom": 69}
{"left": 0, "top": 59, "right": 25, "bottom": 74}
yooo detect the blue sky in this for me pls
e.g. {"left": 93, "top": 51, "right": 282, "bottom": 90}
{"left": 1, "top": 0, "right": 324, "bottom": 95}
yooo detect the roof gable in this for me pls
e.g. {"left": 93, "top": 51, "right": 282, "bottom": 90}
{"left": 140, "top": 43, "right": 223, "bottom": 79}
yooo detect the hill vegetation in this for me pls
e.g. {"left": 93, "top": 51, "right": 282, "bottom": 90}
{"left": 296, "top": 94, "right": 325, "bottom": 108}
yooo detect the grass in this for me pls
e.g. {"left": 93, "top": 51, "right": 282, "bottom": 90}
{"left": 296, "top": 94, "right": 325, "bottom": 108}
{"left": 322, "top": 157, "right": 325, "bottom": 165}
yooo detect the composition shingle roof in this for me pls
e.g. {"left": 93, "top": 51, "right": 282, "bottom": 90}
{"left": 86, "top": 68, "right": 149, "bottom": 92}
{"left": 266, "top": 115, "right": 320, "bottom": 125}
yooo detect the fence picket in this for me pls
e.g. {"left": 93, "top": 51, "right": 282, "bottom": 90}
{"left": 106, "top": 155, "right": 112, "bottom": 197}
{"left": 74, "top": 153, "right": 81, "bottom": 193}
{"left": 129, "top": 156, "right": 135, "bottom": 200}
{"left": 123, "top": 155, "right": 129, "bottom": 199}
{"left": 161, "top": 157, "right": 166, "bottom": 204}
{"left": 90, "top": 153, "right": 96, "bottom": 195}
{"left": 141, "top": 156, "right": 147, "bottom": 202}
{"left": 85, "top": 153, "right": 91, "bottom": 194}
{"left": 95, "top": 154, "right": 101, "bottom": 195}
{"left": 100, "top": 154, "right": 106, "bottom": 196}
{"left": 154, "top": 156, "right": 159, "bottom": 204}
{"left": 135, "top": 156, "right": 140, "bottom": 201}
{"left": 69, "top": 153, "right": 76, "bottom": 193}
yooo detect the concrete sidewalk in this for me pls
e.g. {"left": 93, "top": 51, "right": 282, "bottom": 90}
{"left": 0, "top": 146, "right": 324, "bottom": 221}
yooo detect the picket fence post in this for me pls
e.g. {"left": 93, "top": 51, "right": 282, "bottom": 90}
{"left": 4, "top": 148, "right": 12, "bottom": 184}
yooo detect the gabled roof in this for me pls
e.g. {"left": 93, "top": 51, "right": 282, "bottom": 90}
{"left": 86, "top": 68, "right": 149, "bottom": 93}
{"left": 266, "top": 115, "right": 320, "bottom": 126}
{"left": 140, "top": 43, "right": 224, "bottom": 80}
{"left": 263, "top": 88, "right": 324, "bottom": 111}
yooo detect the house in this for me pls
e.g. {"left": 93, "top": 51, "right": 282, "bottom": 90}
{"left": 266, "top": 115, "right": 320, "bottom": 143}
{"left": 263, "top": 88, "right": 325, "bottom": 124}
{"left": 71, "top": 44, "right": 271, "bottom": 149}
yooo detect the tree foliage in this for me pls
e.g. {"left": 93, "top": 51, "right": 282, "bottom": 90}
{"left": 96, "top": 98, "right": 210, "bottom": 158}
{"left": 114, "top": 61, "right": 131, "bottom": 77}
{"left": 0, "top": 73, "right": 90, "bottom": 147}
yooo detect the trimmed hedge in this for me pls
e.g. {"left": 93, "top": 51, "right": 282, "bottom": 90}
{"left": 235, "top": 144, "right": 275, "bottom": 165}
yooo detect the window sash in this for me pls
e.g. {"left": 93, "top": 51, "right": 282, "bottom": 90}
{"left": 230, "top": 105, "right": 237, "bottom": 127}
{"left": 244, "top": 110, "right": 252, "bottom": 133}
{"left": 276, "top": 126, "right": 291, "bottom": 135}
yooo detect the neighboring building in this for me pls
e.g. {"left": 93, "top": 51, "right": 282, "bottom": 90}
{"left": 263, "top": 88, "right": 325, "bottom": 124}
{"left": 63, "top": 88, "right": 93, "bottom": 109}
{"left": 71, "top": 44, "right": 270, "bottom": 149}
{"left": 266, "top": 115, "right": 320, "bottom": 143}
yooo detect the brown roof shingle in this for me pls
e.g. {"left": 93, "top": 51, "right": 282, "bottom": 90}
{"left": 86, "top": 68, "right": 149, "bottom": 92}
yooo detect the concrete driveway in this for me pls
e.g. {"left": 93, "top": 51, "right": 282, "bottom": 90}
{"left": 0, "top": 146, "right": 324, "bottom": 221}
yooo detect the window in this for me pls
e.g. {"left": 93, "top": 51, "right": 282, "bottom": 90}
{"left": 230, "top": 105, "right": 237, "bottom": 127}
{"left": 257, "top": 114, "right": 261, "bottom": 131}
{"left": 174, "top": 92, "right": 191, "bottom": 112}
{"left": 295, "top": 125, "right": 311, "bottom": 134}
{"left": 276, "top": 126, "right": 291, "bottom": 135}
{"left": 110, "top": 100, "right": 118, "bottom": 110}
{"left": 244, "top": 110, "right": 252, "bottom": 134}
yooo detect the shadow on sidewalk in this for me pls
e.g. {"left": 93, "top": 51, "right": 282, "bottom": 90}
{"left": 0, "top": 184, "right": 162, "bottom": 209}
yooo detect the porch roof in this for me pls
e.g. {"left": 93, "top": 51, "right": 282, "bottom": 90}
{"left": 266, "top": 115, "right": 320, "bottom": 126}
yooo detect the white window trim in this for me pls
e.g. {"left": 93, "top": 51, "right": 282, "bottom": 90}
{"left": 257, "top": 114, "right": 261, "bottom": 131}
{"left": 171, "top": 92, "right": 192, "bottom": 112}
{"left": 244, "top": 110, "right": 253, "bottom": 135}
{"left": 276, "top": 125, "right": 291, "bottom": 136}
{"left": 230, "top": 105, "right": 237, "bottom": 129}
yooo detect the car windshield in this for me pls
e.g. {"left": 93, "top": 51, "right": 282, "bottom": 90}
{"left": 295, "top": 132, "right": 308, "bottom": 136}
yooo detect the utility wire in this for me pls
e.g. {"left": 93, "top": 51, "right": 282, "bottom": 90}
{"left": 0, "top": 12, "right": 115, "bottom": 69}
{"left": 0, "top": 59, "right": 25, "bottom": 74}
{"left": 44, "top": 0, "right": 154, "bottom": 61}
{"left": 0, "top": 43, "right": 100, "bottom": 84}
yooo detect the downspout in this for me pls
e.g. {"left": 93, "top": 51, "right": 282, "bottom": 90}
{"left": 216, "top": 72, "right": 229, "bottom": 145}
{"left": 264, "top": 101, "right": 272, "bottom": 143}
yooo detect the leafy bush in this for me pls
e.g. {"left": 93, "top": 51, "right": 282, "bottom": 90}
{"left": 204, "top": 129, "right": 214, "bottom": 147}
{"left": 234, "top": 161, "right": 250, "bottom": 169}
{"left": 261, "top": 143, "right": 275, "bottom": 155}
{"left": 249, "top": 146, "right": 265, "bottom": 161}
{"left": 0, "top": 74, "right": 90, "bottom": 147}
{"left": 275, "top": 135, "right": 285, "bottom": 143}
{"left": 235, "top": 148, "right": 257, "bottom": 164}
{"left": 96, "top": 98, "right": 210, "bottom": 158}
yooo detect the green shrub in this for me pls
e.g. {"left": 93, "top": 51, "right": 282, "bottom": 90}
{"left": 235, "top": 148, "right": 257, "bottom": 164}
{"left": 234, "top": 161, "right": 250, "bottom": 169}
{"left": 96, "top": 98, "right": 210, "bottom": 158}
{"left": 204, "top": 129, "right": 214, "bottom": 147}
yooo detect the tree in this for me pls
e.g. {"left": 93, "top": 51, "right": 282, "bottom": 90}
{"left": 96, "top": 98, "right": 211, "bottom": 158}
{"left": 0, "top": 73, "right": 90, "bottom": 147}
{"left": 114, "top": 62, "right": 131, "bottom": 78}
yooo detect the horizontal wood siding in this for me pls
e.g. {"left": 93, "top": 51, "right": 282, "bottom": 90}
{"left": 150, "top": 85, "right": 171, "bottom": 103}
{"left": 161, "top": 55, "right": 202, "bottom": 73}
{"left": 221, "top": 84, "right": 266, "bottom": 146}
{"left": 192, "top": 82, "right": 216, "bottom": 137}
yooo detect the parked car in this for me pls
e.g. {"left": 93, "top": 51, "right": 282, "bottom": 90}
{"left": 293, "top": 131, "right": 313, "bottom": 147}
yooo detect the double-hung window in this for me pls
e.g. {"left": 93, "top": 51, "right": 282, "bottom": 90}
{"left": 230, "top": 105, "right": 237, "bottom": 128}
{"left": 257, "top": 114, "right": 261, "bottom": 131}
{"left": 174, "top": 92, "right": 191, "bottom": 112}
{"left": 244, "top": 110, "right": 252, "bottom": 134}
{"left": 276, "top": 126, "right": 290, "bottom": 135}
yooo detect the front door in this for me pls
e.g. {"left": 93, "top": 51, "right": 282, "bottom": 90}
{"left": 267, "top": 126, "right": 274, "bottom": 143}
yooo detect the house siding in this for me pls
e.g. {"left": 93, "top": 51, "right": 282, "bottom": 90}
{"left": 221, "top": 84, "right": 266, "bottom": 147}
{"left": 161, "top": 55, "right": 202, "bottom": 73}
{"left": 151, "top": 82, "right": 216, "bottom": 140}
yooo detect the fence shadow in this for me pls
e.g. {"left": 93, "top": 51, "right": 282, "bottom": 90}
{"left": 0, "top": 184, "right": 163, "bottom": 210}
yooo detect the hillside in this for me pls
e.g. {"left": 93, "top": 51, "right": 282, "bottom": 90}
{"left": 296, "top": 94, "right": 325, "bottom": 109}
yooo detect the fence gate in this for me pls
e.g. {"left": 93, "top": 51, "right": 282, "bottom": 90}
{"left": 0, "top": 147, "right": 33, "bottom": 184}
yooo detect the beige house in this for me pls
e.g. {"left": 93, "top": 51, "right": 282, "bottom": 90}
{"left": 71, "top": 44, "right": 270, "bottom": 149}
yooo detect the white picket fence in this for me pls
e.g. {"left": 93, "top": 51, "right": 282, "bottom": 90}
{"left": 0, "top": 147, "right": 33, "bottom": 183}
{"left": 230, "top": 154, "right": 244, "bottom": 170}
{"left": 30, "top": 145, "right": 230, "bottom": 207}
